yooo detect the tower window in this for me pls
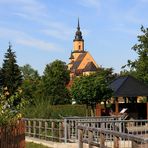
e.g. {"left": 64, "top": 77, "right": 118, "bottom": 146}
{"left": 78, "top": 45, "right": 81, "bottom": 50}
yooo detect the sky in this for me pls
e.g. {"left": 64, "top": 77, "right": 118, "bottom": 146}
{"left": 0, "top": 0, "right": 148, "bottom": 75}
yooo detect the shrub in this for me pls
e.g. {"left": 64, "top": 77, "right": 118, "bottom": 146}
{"left": 0, "top": 89, "right": 26, "bottom": 126}
{"left": 22, "top": 99, "right": 91, "bottom": 119}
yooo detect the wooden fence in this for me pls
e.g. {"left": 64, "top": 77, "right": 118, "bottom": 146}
{"left": 0, "top": 120, "right": 25, "bottom": 148}
{"left": 78, "top": 125, "right": 148, "bottom": 148}
{"left": 25, "top": 118, "right": 64, "bottom": 142}
{"left": 24, "top": 115, "right": 123, "bottom": 143}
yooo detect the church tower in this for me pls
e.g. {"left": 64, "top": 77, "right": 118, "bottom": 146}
{"left": 67, "top": 19, "right": 99, "bottom": 83}
{"left": 73, "top": 18, "right": 84, "bottom": 52}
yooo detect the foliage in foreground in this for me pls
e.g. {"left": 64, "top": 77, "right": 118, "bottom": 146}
{"left": 0, "top": 90, "right": 26, "bottom": 126}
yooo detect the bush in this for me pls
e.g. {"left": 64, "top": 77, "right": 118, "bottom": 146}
{"left": 22, "top": 99, "right": 91, "bottom": 119}
{"left": 0, "top": 89, "right": 26, "bottom": 126}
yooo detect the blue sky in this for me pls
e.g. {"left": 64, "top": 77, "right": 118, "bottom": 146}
{"left": 0, "top": 0, "right": 148, "bottom": 75}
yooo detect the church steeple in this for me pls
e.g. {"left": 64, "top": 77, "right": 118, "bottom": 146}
{"left": 77, "top": 18, "right": 80, "bottom": 30}
{"left": 73, "top": 19, "right": 84, "bottom": 52}
{"left": 73, "top": 18, "right": 84, "bottom": 41}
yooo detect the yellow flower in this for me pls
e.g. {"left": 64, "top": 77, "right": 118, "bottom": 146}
{"left": 17, "top": 113, "right": 22, "bottom": 119}
{"left": 4, "top": 87, "right": 8, "bottom": 90}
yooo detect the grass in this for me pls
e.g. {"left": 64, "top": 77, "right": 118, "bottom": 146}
{"left": 26, "top": 142, "right": 51, "bottom": 148}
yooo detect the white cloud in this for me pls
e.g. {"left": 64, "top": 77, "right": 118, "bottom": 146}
{"left": 0, "top": 0, "right": 48, "bottom": 20}
{"left": 0, "top": 27, "right": 62, "bottom": 52}
{"left": 41, "top": 21, "right": 74, "bottom": 41}
{"left": 17, "top": 38, "right": 61, "bottom": 52}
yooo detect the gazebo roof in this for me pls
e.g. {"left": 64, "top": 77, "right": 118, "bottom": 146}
{"left": 109, "top": 75, "right": 148, "bottom": 97}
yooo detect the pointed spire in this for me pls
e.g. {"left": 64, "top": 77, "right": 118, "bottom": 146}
{"left": 8, "top": 41, "right": 12, "bottom": 49}
{"left": 74, "top": 18, "right": 83, "bottom": 41}
{"left": 77, "top": 18, "right": 80, "bottom": 30}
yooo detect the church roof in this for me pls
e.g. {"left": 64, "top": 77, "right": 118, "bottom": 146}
{"left": 109, "top": 75, "right": 148, "bottom": 97}
{"left": 69, "top": 51, "right": 74, "bottom": 59}
{"left": 83, "top": 62, "right": 98, "bottom": 72}
{"left": 76, "top": 52, "right": 87, "bottom": 61}
{"left": 71, "top": 53, "right": 87, "bottom": 71}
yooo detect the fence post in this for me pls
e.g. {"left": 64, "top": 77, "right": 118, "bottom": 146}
{"left": 78, "top": 128, "right": 83, "bottom": 148}
{"left": 51, "top": 121, "right": 55, "bottom": 141}
{"left": 39, "top": 121, "right": 42, "bottom": 139}
{"left": 59, "top": 122, "right": 63, "bottom": 142}
{"left": 88, "top": 130, "right": 93, "bottom": 148}
{"left": 132, "top": 141, "right": 139, "bottom": 148}
{"left": 100, "top": 131, "right": 105, "bottom": 147}
{"left": 45, "top": 121, "right": 48, "bottom": 140}
{"left": 28, "top": 120, "right": 31, "bottom": 136}
{"left": 33, "top": 121, "right": 36, "bottom": 138}
{"left": 64, "top": 118, "right": 67, "bottom": 143}
{"left": 114, "top": 135, "right": 119, "bottom": 148}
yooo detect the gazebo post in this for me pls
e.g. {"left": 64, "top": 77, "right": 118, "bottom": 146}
{"left": 96, "top": 103, "right": 101, "bottom": 117}
{"left": 115, "top": 97, "right": 119, "bottom": 115}
{"left": 123, "top": 97, "right": 127, "bottom": 103}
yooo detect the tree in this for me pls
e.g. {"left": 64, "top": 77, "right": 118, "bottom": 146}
{"left": 1, "top": 44, "right": 22, "bottom": 96}
{"left": 122, "top": 26, "right": 148, "bottom": 84}
{"left": 0, "top": 68, "right": 2, "bottom": 93}
{"left": 71, "top": 68, "right": 113, "bottom": 116}
{"left": 42, "top": 60, "right": 71, "bottom": 105}
{"left": 20, "top": 64, "right": 41, "bottom": 104}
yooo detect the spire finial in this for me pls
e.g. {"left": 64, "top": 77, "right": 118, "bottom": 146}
{"left": 77, "top": 17, "right": 80, "bottom": 30}
{"left": 8, "top": 41, "right": 12, "bottom": 49}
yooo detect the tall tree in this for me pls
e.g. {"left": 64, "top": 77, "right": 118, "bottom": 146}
{"left": 122, "top": 26, "right": 148, "bottom": 84}
{"left": 1, "top": 44, "right": 22, "bottom": 96}
{"left": 42, "top": 60, "right": 71, "bottom": 105}
{"left": 20, "top": 64, "right": 41, "bottom": 104}
{"left": 71, "top": 68, "right": 113, "bottom": 115}
{"left": 0, "top": 68, "right": 2, "bottom": 93}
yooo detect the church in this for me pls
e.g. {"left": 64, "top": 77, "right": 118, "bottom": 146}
{"left": 68, "top": 20, "right": 100, "bottom": 81}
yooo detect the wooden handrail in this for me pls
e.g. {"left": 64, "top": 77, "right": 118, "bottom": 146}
{"left": 78, "top": 125, "right": 148, "bottom": 148}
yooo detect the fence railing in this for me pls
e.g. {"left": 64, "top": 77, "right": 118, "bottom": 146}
{"left": 0, "top": 120, "right": 25, "bottom": 148}
{"left": 24, "top": 115, "right": 125, "bottom": 143}
{"left": 78, "top": 119, "right": 148, "bottom": 136}
{"left": 78, "top": 125, "right": 148, "bottom": 148}
{"left": 64, "top": 115, "right": 124, "bottom": 142}
{"left": 24, "top": 118, "right": 64, "bottom": 142}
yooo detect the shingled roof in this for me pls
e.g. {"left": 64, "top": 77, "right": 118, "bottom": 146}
{"left": 109, "top": 75, "right": 148, "bottom": 97}
{"left": 83, "top": 62, "right": 98, "bottom": 72}
{"left": 71, "top": 52, "right": 87, "bottom": 71}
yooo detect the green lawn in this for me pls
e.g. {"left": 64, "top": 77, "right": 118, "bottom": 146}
{"left": 26, "top": 142, "right": 51, "bottom": 148}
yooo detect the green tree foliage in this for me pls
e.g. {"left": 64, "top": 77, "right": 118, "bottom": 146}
{"left": 122, "top": 26, "right": 148, "bottom": 84}
{"left": 0, "top": 90, "right": 26, "bottom": 125}
{"left": 0, "top": 68, "right": 2, "bottom": 92}
{"left": 20, "top": 64, "right": 41, "bottom": 104}
{"left": 71, "top": 68, "right": 113, "bottom": 114}
{"left": 1, "top": 44, "right": 22, "bottom": 97}
{"left": 42, "top": 60, "right": 71, "bottom": 105}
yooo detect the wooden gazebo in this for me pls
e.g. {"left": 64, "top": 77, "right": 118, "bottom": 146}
{"left": 109, "top": 75, "right": 148, "bottom": 119}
